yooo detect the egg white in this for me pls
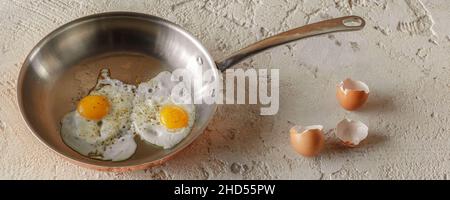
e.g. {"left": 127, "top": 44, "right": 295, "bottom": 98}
{"left": 131, "top": 71, "right": 195, "bottom": 149}
{"left": 61, "top": 69, "right": 137, "bottom": 161}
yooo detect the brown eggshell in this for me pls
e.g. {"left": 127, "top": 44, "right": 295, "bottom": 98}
{"left": 336, "top": 79, "right": 369, "bottom": 111}
{"left": 290, "top": 126, "right": 324, "bottom": 157}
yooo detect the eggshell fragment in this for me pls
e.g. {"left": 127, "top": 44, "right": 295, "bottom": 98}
{"left": 336, "top": 119, "right": 368, "bottom": 147}
{"left": 336, "top": 78, "right": 369, "bottom": 111}
{"left": 290, "top": 125, "right": 324, "bottom": 157}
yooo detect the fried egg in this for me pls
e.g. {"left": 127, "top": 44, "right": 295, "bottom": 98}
{"left": 61, "top": 69, "right": 137, "bottom": 161}
{"left": 131, "top": 71, "right": 195, "bottom": 149}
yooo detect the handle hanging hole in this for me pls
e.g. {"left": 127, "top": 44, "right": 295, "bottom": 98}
{"left": 343, "top": 17, "right": 364, "bottom": 27}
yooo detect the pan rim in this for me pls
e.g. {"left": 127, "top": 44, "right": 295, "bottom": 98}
{"left": 16, "top": 11, "right": 219, "bottom": 171}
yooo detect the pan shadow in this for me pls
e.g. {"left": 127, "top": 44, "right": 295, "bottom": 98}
{"left": 148, "top": 103, "right": 275, "bottom": 173}
{"left": 202, "top": 103, "right": 275, "bottom": 153}
{"left": 357, "top": 94, "right": 395, "bottom": 114}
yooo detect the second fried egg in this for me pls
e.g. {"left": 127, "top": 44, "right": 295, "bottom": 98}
{"left": 131, "top": 71, "right": 195, "bottom": 149}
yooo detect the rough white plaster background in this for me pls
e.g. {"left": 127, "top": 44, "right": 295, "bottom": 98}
{"left": 0, "top": 0, "right": 449, "bottom": 180}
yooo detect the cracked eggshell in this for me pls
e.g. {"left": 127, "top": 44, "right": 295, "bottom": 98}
{"left": 336, "top": 119, "right": 368, "bottom": 147}
{"left": 336, "top": 78, "right": 369, "bottom": 111}
{"left": 290, "top": 125, "right": 324, "bottom": 157}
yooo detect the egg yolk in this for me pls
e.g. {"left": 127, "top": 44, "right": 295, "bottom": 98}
{"left": 77, "top": 95, "right": 110, "bottom": 120}
{"left": 159, "top": 105, "right": 189, "bottom": 129}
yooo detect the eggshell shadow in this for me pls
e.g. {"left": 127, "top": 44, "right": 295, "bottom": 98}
{"left": 320, "top": 131, "right": 388, "bottom": 156}
{"left": 357, "top": 94, "right": 395, "bottom": 114}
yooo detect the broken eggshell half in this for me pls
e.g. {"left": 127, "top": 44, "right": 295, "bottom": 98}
{"left": 336, "top": 78, "right": 370, "bottom": 111}
{"left": 336, "top": 119, "right": 368, "bottom": 147}
{"left": 290, "top": 125, "right": 325, "bottom": 157}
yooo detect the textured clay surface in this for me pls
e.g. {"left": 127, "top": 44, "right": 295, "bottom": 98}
{"left": 1, "top": 0, "right": 450, "bottom": 179}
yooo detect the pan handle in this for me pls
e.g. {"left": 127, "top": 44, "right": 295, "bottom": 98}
{"left": 216, "top": 16, "right": 365, "bottom": 72}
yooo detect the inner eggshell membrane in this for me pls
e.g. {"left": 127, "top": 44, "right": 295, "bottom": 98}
{"left": 291, "top": 125, "right": 324, "bottom": 134}
{"left": 336, "top": 119, "right": 368, "bottom": 147}
{"left": 340, "top": 78, "right": 370, "bottom": 95}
